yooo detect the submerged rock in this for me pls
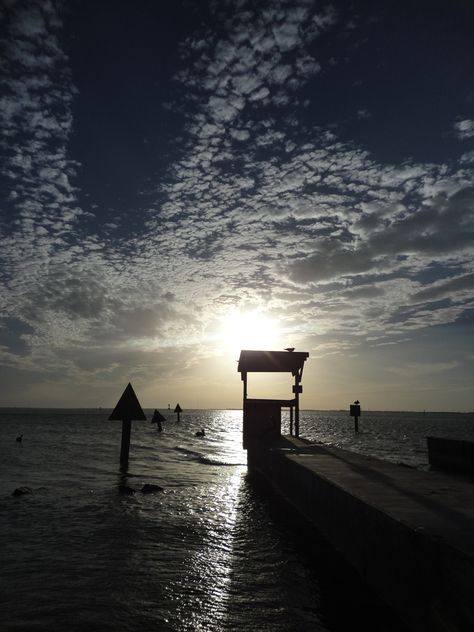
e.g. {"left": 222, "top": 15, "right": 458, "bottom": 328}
{"left": 12, "top": 486, "right": 32, "bottom": 497}
{"left": 141, "top": 483, "right": 164, "bottom": 494}
{"left": 118, "top": 484, "right": 136, "bottom": 495}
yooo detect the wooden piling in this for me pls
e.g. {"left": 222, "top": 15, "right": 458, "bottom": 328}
{"left": 120, "top": 419, "right": 132, "bottom": 464}
{"left": 350, "top": 401, "right": 361, "bottom": 433}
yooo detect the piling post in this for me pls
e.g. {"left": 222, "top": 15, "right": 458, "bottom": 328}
{"left": 292, "top": 372, "right": 303, "bottom": 438}
{"left": 350, "top": 400, "right": 361, "bottom": 433}
{"left": 109, "top": 383, "right": 147, "bottom": 465}
{"left": 174, "top": 403, "right": 182, "bottom": 422}
{"left": 120, "top": 419, "right": 132, "bottom": 464}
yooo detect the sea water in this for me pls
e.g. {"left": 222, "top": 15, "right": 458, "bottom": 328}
{"left": 299, "top": 409, "right": 474, "bottom": 469}
{"left": 2, "top": 408, "right": 472, "bottom": 631}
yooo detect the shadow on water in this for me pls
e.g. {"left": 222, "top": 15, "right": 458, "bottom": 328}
{"left": 224, "top": 472, "right": 409, "bottom": 632}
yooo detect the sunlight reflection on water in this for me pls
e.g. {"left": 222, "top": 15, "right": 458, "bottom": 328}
{"left": 174, "top": 469, "right": 244, "bottom": 631}
{"left": 1, "top": 408, "right": 458, "bottom": 630}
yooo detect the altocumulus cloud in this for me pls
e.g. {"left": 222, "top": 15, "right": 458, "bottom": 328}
{"left": 0, "top": 0, "right": 193, "bottom": 387}
{"left": 0, "top": 0, "right": 473, "bottom": 402}
{"left": 144, "top": 0, "right": 473, "bottom": 348}
{"left": 455, "top": 119, "right": 474, "bottom": 140}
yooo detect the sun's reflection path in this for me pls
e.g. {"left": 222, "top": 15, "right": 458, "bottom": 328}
{"left": 167, "top": 467, "right": 245, "bottom": 631}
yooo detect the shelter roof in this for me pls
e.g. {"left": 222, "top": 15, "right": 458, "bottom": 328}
{"left": 237, "top": 350, "right": 309, "bottom": 373}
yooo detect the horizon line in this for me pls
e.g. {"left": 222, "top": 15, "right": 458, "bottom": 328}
{"left": 0, "top": 406, "right": 472, "bottom": 415}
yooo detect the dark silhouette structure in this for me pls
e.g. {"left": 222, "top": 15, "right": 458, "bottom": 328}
{"left": 350, "top": 400, "right": 361, "bottom": 432}
{"left": 237, "top": 349, "right": 309, "bottom": 447}
{"left": 151, "top": 409, "right": 166, "bottom": 431}
{"left": 174, "top": 403, "right": 182, "bottom": 422}
{"left": 109, "top": 383, "right": 147, "bottom": 465}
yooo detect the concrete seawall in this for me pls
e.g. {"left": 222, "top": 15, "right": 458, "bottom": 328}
{"left": 247, "top": 436, "right": 474, "bottom": 632}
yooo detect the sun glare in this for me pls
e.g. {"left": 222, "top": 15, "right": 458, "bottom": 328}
{"left": 219, "top": 309, "right": 280, "bottom": 354}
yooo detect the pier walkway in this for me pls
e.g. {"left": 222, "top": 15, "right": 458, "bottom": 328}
{"left": 248, "top": 436, "right": 474, "bottom": 632}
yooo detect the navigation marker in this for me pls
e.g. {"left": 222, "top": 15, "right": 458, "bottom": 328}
{"left": 109, "top": 382, "right": 147, "bottom": 465}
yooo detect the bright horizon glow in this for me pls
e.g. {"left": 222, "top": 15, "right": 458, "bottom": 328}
{"left": 218, "top": 309, "right": 281, "bottom": 355}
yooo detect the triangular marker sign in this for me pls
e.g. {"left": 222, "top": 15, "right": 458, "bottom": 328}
{"left": 109, "top": 383, "right": 147, "bottom": 421}
{"left": 152, "top": 409, "right": 166, "bottom": 423}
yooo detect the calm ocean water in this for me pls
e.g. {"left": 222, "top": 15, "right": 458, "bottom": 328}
{"left": 2, "top": 408, "right": 472, "bottom": 631}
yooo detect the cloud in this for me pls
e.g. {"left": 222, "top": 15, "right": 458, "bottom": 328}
{"left": 387, "top": 361, "right": 461, "bottom": 378}
{"left": 1, "top": 0, "right": 473, "bottom": 402}
{"left": 357, "top": 109, "right": 371, "bottom": 119}
{"left": 454, "top": 119, "right": 474, "bottom": 140}
{"left": 410, "top": 273, "right": 474, "bottom": 303}
{"left": 229, "top": 128, "right": 250, "bottom": 141}
{"left": 291, "top": 180, "right": 473, "bottom": 269}
{"left": 287, "top": 244, "right": 375, "bottom": 283}
{"left": 0, "top": 0, "right": 85, "bottom": 299}
{"left": 460, "top": 150, "right": 474, "bottom": 164}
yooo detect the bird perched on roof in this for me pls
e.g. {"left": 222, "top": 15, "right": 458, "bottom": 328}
{"left": 284, "top": 347, "right": 295, "bottom": 352}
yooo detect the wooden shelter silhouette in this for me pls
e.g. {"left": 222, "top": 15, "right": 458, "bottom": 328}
{"left": 237, "top": 349, "right": 309, "bottom": 447}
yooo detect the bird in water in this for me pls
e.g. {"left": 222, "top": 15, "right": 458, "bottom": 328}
{"left": 195, "top": 428, "right": 205, "bottom": 437}
{"left": 16, "top": 434, "right": 23, "bottom": 443}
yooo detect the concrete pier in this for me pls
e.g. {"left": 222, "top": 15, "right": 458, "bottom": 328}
{"left": 247, "top": 436, "right": 474, "bottom": 632}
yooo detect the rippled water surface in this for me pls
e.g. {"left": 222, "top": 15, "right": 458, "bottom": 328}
{"left": 3, "top": 408, "right": 471, "bottom": 631}
{"left": 297, "top": 410, "right": 474, "bottom": 469}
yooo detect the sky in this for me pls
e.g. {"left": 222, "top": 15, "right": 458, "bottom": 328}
{"left": 0, "top": 0, "right": 473, "bottom": 411}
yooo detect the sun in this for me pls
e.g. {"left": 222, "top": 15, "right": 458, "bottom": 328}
{"left": 218, "top": 309, "right": 280, "bottom": 354}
